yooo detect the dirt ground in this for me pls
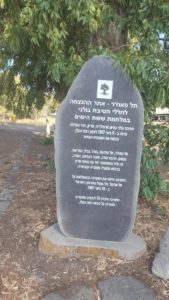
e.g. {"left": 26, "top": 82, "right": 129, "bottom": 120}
{"left": 0, "top": 121, "right": 169, "bottom": 300}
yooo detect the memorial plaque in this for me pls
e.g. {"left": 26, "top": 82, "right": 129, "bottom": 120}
{"left": 55, "top": 55, "right": 144, "bottom": 241}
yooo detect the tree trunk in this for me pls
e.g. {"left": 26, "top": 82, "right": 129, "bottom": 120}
{"left": 107, "top": 21, "right": 128, "bottom": 50}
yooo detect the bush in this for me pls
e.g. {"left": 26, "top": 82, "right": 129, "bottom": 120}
{"left": 140, "top": 145, "right": 162, "bottom": 200}
{"left": 139, "top": 122, "right": 169, "bottom": 200}
{"left": 144, "top": 123, "right": 169, "bottom": 164}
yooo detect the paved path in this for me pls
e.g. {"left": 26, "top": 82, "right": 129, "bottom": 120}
{"left": 0, "top": 122, "right": 45, "bottom": 216}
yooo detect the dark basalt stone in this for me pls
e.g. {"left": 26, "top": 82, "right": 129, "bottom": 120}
{"left": 55, "top": 55, "right": 144, "bottom": 241}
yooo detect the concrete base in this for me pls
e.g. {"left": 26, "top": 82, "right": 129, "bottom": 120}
{"left": 38, "top": 223, "right": 147, "bottom": 260}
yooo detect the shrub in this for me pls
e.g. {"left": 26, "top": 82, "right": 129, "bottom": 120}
{"left": 139, "top": 122, "right": 169, "bottom": 200}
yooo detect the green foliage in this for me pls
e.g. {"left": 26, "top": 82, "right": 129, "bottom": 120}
{"left": 0, "top": 0, "right": 169, "bottom": 111}
{"left": 0, "top": 72, "right": 34, "bottom": 118}
{"left": 144, "top": 123, "right": 169, "bottom": 164}
{"left": 140, "top": 145, "right": 162, "bottom": 200}
{"left": 44, "top": 94, "right": 60, "bottom": 113}
{"left": 140, "top": 123, "right": 169, "bottom": 200}
{"left": 0, "top": 105, "right": 16, "bottom": 120}
{"left": 0, "top": 0, "right": 111, "bottom": 106}
{"left": 160, "top": 180, "right": 169, "bottom": 195}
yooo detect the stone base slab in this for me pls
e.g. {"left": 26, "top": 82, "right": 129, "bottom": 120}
{"left": 38, "top": 223, "right": 147, "bottom": 260}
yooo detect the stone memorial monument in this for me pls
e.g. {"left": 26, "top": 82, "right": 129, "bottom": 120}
{"left": 39, "top": 56, "right": 147, "bottom": 260}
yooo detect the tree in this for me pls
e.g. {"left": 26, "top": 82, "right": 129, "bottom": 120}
{"left": 0, "top": 0, "right": 169, "bottom": 111}
{"left": 0, "top": 0, "right": 111, "bottom": 109}
{"left": 0, "top": 72, "right": 34, "bottom": 117}
{"left": 101, "top": 84, "right": 109, "bottom": 95}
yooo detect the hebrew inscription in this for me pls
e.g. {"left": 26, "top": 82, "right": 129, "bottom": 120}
{"left": 55, "top": 56, "right": 144, "bottom": 241}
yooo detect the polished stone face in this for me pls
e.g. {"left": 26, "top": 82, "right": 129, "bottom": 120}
{"left": 55, "top": 55, "right": 144, "bottom": 241}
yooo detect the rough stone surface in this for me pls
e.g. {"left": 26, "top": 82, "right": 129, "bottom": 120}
{"left": 152, "top": 228, "right": 169, "bottom": 280}
{"left": 38, "top": 224, "right": 147, "bottom": 260}
{"left": 98, "top": 276, "right": 156, "bottom": 300}
{"left": 55, "top": 55, "right": 144, "bottom": 242}
{"left": 42, "top": 284, "right": 97, "bottom": 300}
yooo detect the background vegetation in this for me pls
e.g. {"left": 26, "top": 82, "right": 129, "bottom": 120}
{"left": 0, "top": 0, "right": 169, "bottom": 200}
